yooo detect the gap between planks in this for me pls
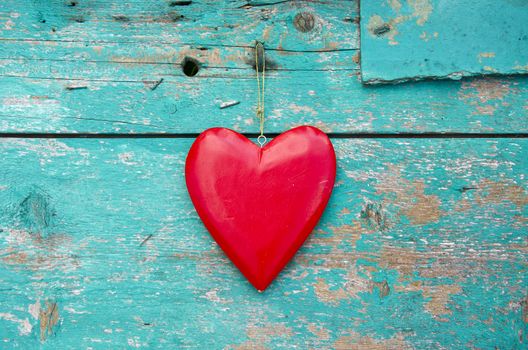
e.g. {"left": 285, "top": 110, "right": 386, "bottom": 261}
{"left": 0, "top": 132, "right": 527, "bottom": 139}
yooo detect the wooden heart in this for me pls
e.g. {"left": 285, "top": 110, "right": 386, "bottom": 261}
{"left": 185, "top": 126, "right": 336, "bottom": 291}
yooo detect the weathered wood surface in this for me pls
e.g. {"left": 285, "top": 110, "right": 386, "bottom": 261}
{"left": 360, "top": 0, "right": 528, "bottom": 84}
{"left": 1, "top": 0, "right": 527, "bottom": 349}
{"left": 0, "top": 139, "right": 527, "bottom": 349}
{"left": 1, "top": 0, "right": 528, "bottom": 133}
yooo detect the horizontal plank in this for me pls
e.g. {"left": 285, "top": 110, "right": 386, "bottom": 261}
{"left": 360, "top": 0, "right": 528, "bottom": 83}
{"left": 0, "top": 138, "right": 526, "bottom": 348}
{"left": 0, "top": 0, "right": 358, "bottom": 51}
{"left": 0, "top": 40, "right": 358, "bottom": 73}
{"left": 1, "top": 1, "right": 528, "bottom": 134}
{"left": 1, "top": 64, "right": 527, "bottom": 133}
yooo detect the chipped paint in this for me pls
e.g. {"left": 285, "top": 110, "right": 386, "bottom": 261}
{"left": 379, "top": 246, "right": 424, "bottom": 278}
{"left": 475, "top": 179, "right": 528, "bottom": 209}
{"left": 39, "top": 301, "right": 59, "bottom": 341}
{"left": 313, "top": 267, "right": 370, "bottom": 304}
{"left": 458, "top": 78, "right": 515, "bottom": 116}
{"left": 407, "top": 0, "right": 433, "bottom": 25}
{"left": 0, "top": 313, "right": 32, "bottom": 336}
{"left": 0, "top": 1, "right": 527, "bottom": 347}
{"left": 396, "top": 282, "right": 462, "bottom": 316}
{"left": 307, "top": 323, "right": 330, "bottom": 340}
{"left": 230, "top": 322, "right": 292, "bottom": 350}
{"left": 333, "top": 331, "right": 412, "bottom": 350}
{"left": 203, "top": 288, "right": 232, "bottom": 304}
{"left": 366, "top": 0, "right": 432, "bottom": 45}
{"left": 288, "top": 103, "right": 318, "bottom": 116}
{"left": 375, "top": 167, "right": 443, "bottom": 225}
{"left": 1, "top": 228, "right": 79, "bottom": 272}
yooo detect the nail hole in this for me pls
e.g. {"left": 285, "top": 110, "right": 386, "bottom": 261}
{"left": 182, "top": 57, "right": 200, "bottom": 77}
{"left": 69, "top": 1, "right": 77, "bottom": 6}
{"left": 372, "top": 23, "right": 391, "bottom": 36}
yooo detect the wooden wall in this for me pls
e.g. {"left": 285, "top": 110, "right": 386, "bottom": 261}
{"left": 0, "top": 1, "right": 527, "bottom": 348}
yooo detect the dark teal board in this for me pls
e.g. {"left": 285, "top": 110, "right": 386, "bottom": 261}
{"left": 360, "top": 0, "right": 528, "bottom": 83}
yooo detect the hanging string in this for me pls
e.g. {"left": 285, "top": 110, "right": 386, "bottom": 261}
{"left": 255, "top": 41, "right": 266, "bottom": 147}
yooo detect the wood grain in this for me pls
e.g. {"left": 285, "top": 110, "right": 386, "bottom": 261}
{"left": 1, "top": 1, "right": 527, "bottom": 133}
{"left": 0, "top": 138, "right": 526, "bottom": 348}
{"left": 1, "top": 0, "right": 527, "bottom": 348}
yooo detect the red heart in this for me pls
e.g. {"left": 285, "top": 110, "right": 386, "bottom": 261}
{"left": 185, "top": 126, "right": 336, "bottom": 291}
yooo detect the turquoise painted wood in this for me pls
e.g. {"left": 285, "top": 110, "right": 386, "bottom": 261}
{"left": 0, "top": 0, "right": 358, "bottom": 51}
{"left": 360, "top": 0, "right": 528, "bottom": 84}
{"left": 0, "top": 0, "right": 527, "bottom": 349}
{"left": 0, "top": 139, "right": 527, "bottom": 349}
{"left": 1, "top": 0, "right": 528, "bottom": 133}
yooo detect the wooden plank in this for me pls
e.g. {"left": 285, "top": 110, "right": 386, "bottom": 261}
{"left": 360, "top": 0, "right": 528, "bottom": 84}
{"left": 1, "top": 1, "right": 528, "bottom": 134}
{"left": 0, "top": 138, "right": 526, "bottom": 348}
{"left": 1, "top": 44, "right": 527, "bottom": 133}
{"left": 0, "top": 0, "right": 358, "bottom": 51}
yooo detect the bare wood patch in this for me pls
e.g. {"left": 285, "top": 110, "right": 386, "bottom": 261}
{"left": 313, "top": 267, "right": 370, "bottom": 304}
{"left": 333, "top": 331, "right": 412, "bottom": 350}
{"left": 229, "top": 322, "right": 292, "bottom": 350}
{"left": 39, "top": 301, "right": 59, "bottom": 341}
{"left": 475, "top": 179, "right": 528, "bottom": 209}
{"left": 375, "top": 166, "right": 443, "bottom": 225}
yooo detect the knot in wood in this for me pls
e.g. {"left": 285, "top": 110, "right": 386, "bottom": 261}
{"left": 294, "top": 12, "right": 315, "bottom": 33}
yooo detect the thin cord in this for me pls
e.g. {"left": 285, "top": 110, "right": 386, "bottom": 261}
{"left": 255, "top": 41, "right": 266, "bottom": 146}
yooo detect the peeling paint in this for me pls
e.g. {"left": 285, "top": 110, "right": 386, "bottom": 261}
{"left": 475, "top": 179, "right": 528, "bottom": 209}
{"left": 313, "top": 267, "right": 370, "bottom": 304}
{"left": 396, "top": 282, "right": 462, "bottom": 316}
{"left": 307, "top": 323, "right": 330, "bottom": 340}
{"left": 333, "top": 331, "right": 412, "bottom": 350}
{"left": 0, "top": 313, "right": 32, "bottom": 336}
{"left": 375, "top": 167, "right": 443, "bottom": 225}
{"left": 39, "top": 301, "right": 59, "bottom": 341}
{"left": 408, "top": 0, "right": 433, "bottom": 25}
{"left": 288, "top": 103, "right": 318, "bottom": 116}
{"left": 203, "top": 288, "right": 232, "bottom": 304}
{"left": 230, "top": 322, "right": 292, "bottom": 350}
{"left": 1, "top": 228, "right": 79, "bottom": 272}
{"left": 28, "top": 300, "right": 41, "bottom": 320}
{"left": 460, "top": 78, "right": 512, "bottom": 102}
{"left": 367, "top": 0, "right": 432, "bottom": 45}
{"left": 379, "top": 246, "right": 425, "bottom": 278}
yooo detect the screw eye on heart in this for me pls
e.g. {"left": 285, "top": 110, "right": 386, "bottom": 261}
{"left": 184, "top": 42, "right": 336, "bottom": 291}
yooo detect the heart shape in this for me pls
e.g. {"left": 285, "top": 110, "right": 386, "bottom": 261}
{"left": 185, "top": 126, "right": 336, "bottom": 291}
